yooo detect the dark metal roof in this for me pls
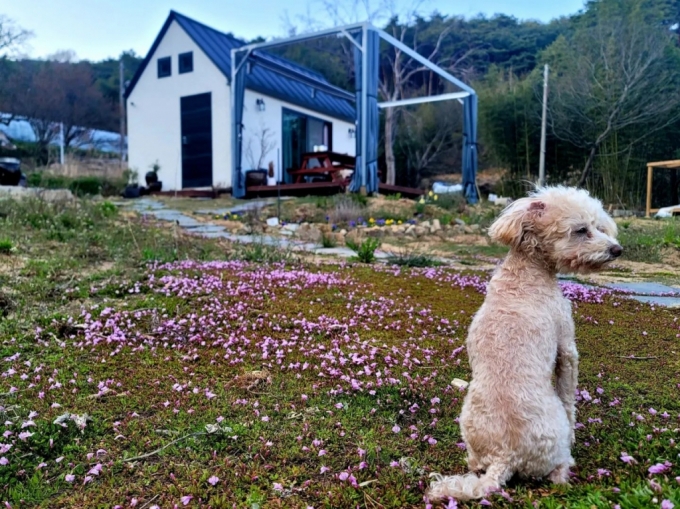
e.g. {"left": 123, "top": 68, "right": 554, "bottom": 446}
{"left": 125, "top": 11, "right": 355, "bottom": 122}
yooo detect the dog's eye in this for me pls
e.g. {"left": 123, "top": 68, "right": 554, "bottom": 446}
{"left": 575, "top": 227, "right": 588, "bottom": 235}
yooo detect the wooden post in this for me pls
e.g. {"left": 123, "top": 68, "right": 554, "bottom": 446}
{"left": 646, "top": 165, "right": 653, "bottom": 218}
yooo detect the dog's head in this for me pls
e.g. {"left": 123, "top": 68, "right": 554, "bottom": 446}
{"left": 488, "top": 186, "right": 622, "bottom": 273}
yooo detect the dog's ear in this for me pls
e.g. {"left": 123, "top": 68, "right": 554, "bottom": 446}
{"left": 488, "top": 198, "right": 546, "bottom": 248}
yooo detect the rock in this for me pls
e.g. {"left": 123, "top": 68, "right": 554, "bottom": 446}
{"left": 332, "top": 232, "right": 345, "bottom": 245}
{"left": 345, "top": 229, "right": 364, "bottom": 246}
{"left": 463, "top": 226, "right": 474, "bottom": 234}
{"left": 455, "top": 218, "right": 466, "bottom": 226}
{"left": 431, "top": 219, "right": 441, "bottom": 232}
{"left": 414, "top": 226, "right": 427, "bottom": 237}
{"left": 339, "top": 229, "right": 348, "bottom": 236}
{"left": 451, "top": 378, "right": 469, "bottom": 389}
{"left": 296, "top": 224, "right": 323, "bottom": 242}
{"left": 266, "top": 217, "right": 280, "bottom": 227}
{"left": 319, "top": 223, "right": 333, "bottom": 234}
{"left": 420, "top": 220, "right": 431, "bottom": 229}
{"left": 495, "top": 197, "right": 510, "bottom": 207}
{"left": 405, "top": 225, "right": 416, "bottom": 237}
{"left": 366, "top": 228, "right": 384, "bottom": 239}
{"left": 469, "top": 224, "right": 481, "bottom": 233}
{"left": 282, "top": 223, "right": 299, "bottom": 232}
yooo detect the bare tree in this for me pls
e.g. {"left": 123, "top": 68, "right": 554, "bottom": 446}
{"left": 398, "top": 95, "right": 460, "bottom": 183}
{"left": 245, "top": 123, "right": 277, "bottom": 170}
{"left": 0, "top": 15, "right": 30, "bottom": 56}
{"left": 547, "top": 17, "right": 680, "bottom": 187}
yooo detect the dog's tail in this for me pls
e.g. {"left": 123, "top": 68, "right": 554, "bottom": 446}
{"left": 426, "top": 462, "right": 511, "bottom": 501}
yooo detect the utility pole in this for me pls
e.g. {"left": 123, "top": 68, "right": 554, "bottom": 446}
{"left": 538, "top": 64, "right": 549, "bottom": 187}
{"left": 119, "top": 59, "right": 126, "bottom": 168}
{"left": 59, "top": 122, "right": 64, "bottom": 165}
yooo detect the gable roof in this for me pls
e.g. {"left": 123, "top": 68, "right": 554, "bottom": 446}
{"left": 125, "top": 11, "right": 356, "bottom": 122}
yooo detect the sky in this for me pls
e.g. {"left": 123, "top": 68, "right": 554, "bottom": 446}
{"left": 4, "top": 0, "right": 586, "bottom": 62}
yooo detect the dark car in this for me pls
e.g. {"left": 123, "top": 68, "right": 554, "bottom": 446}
{"left": 0, "top": 157, "right": 26, "bottom": 187}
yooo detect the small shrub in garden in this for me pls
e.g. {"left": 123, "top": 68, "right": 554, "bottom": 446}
{"left": 345, "top": 237, "right": 381, "bottom": 263}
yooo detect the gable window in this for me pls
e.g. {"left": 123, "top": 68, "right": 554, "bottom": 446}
{"left": 179, "top": 52, "right": 193, "bottom": 74}
{"left": 157, "top": 56, "right": 171, "bottom": 78}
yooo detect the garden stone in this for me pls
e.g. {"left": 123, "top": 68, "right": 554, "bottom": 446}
{"left": 431, "top": 219, "right": 441, "bottom": 232}
{"left": 266, "top": 217, "right": 280, "bottom": 227}
{"left": 455, "top": 218, "right": 466, "bottom": 226}
{"left": 283, "top": 223, "right": 299, "bottom": 232}
{"left": 366, "top": 228, "right": 384, "bottom": 239}
{"left": 414, "top": 226, "right": 427, "bottom": 237}
{"left": 297, "top": 224, "right": 323, "bottom": 243}
{"left": 345, "top": 229, "right": 364, "bottom": 246}
{"left": 420, "top": 220, "right": 431, "bottom": 229}
{"left": 405, "top": 225, "right": 416, "bottom": 237}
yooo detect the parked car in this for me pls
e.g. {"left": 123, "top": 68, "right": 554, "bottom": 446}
{"left": 0, "top": 157, "right": 26, "bottom": 187}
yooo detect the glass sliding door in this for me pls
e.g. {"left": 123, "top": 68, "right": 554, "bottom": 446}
{"left": 282, "top": 110, "right": 306, "bottom": 184}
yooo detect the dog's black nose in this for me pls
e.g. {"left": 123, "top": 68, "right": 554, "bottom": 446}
{"left": 610, "top": 245, "right": 623, "bottom": 258}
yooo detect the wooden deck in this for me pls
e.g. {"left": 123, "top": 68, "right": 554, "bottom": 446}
{"left": 246, "top": 181, "right": 346, "bottom": 197}
{"left": 378, "top": 183, "right": 424, "bottom": 198}
{"left": 145, "top": 182, "right": 424, "bottom": 200}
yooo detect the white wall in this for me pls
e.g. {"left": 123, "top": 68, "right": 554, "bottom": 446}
{"left": 126, "top": 20, "right": 231, "bottom": 190}
{"left": 127, "top": 19, "right": 355, "bottom": 191}
{"left": 241, "top": 89, "right": 356, "bottom": 182}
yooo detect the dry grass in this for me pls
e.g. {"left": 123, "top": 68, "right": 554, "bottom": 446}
{"left": 42, "top": 155, "right": 126, "bottom": 180}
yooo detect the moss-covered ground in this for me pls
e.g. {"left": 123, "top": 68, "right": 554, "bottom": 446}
{"left": 0, "top": 199, "right": 678, "bottom": 508}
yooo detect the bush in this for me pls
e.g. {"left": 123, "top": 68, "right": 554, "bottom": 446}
{"left": 387, "top": 250, "right": 443, "bottom": 267}
{"left": 345, "top": 237, "right": 381, "bottom": 263}
{"left": 329, "top": 195, "right": 367, "bottom": 226}
{"left": 321, "top": 233, "right": 337, "bottom": 248}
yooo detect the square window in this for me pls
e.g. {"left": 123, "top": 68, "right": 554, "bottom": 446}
{"left": 179, "top": 52, "right": 193, "bottom": 74}
{"left": 157, "top": 56, "right": 171, "bottom": 78}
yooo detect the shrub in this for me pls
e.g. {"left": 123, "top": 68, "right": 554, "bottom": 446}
{"left": 345, "top": 237, "right": 381, "bottom": 263}
{"left": 329, "top": 195, "right": 367, "bottom": 226}
{"left": 387, "top": 250, "right": 442, "bottom": 268}
{"left": 321, "top": 233, "right": 337, "bottom": 248}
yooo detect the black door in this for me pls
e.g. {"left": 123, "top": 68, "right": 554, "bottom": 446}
{"left": 181, "top": 93, "right": 213, "bottom": 188}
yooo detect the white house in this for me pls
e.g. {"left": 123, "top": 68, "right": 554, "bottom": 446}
{"left": 125, "top": 11, "right": 357, "bottom": 191}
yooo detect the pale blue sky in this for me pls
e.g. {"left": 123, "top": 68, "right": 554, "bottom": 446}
{"left": 4, "top": 0, "right": 586, "bottom": 61}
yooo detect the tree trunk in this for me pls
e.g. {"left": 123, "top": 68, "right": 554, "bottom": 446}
{"left": 384, "top": 107, "right": 396, "bottom": 186}
{"left": 671, "top": 168, "right": 679, "bottom": 205}
{"left": 577, "top": 144, "right": 599, "bottom": 188}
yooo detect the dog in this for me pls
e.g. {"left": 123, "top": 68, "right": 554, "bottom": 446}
{"left": 427, "top": 186, "right": 622, "bottom": 501}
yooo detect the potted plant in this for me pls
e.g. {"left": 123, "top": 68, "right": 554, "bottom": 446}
{"left": 267, "top": 161, "right": 277, "bottom": 186}
{"left": 122, "top": 168, "right": 140, "bottom": 199}
{"left": 144, "top": 161, "right": 163, "bottom": 193}
{"left": 145, "top": 161, "right": 160, "bottom": 186}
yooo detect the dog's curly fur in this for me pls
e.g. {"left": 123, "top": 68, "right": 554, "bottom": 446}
{"left": 427, "top": 186, "right": 622, "bottom": 501}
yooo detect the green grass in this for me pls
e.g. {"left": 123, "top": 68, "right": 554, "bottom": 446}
{"left": 0, "top": 198, "right": 678, "bottom": 508}
{"left": 617, "top": 218, "right": 680, "bottom": 263}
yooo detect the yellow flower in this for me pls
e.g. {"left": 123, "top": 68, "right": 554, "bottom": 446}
{"left": 419, "top": 198, "right": 425, "bottom": 204}
{"left": 397, "top": 220, "right": 403, "bottom": 225}
{"left": 434, "top": 195, "right": 438, "bottom": 201}
{"left": 369, "top": 217, "right": 375, "bottom": 223}
{"left": 428, "top": 191, "right": 434, "bottom": 197}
